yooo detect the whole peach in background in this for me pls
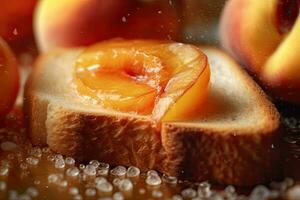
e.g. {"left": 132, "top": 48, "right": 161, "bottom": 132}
{"left": 220, "top": 0, "right": 300, "bottom": 104}
{"left": 35, "top": 0, "right": 181, "bottom": 52}
{"left": 0, "top": 38, "right": 19, "bottom": 117}
{"left": 0, "top": 0, "right": 38, "bottom": 43}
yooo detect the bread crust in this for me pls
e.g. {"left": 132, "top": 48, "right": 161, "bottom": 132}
{"left": 24, "top": 47, "right": 282, "bottom": 186}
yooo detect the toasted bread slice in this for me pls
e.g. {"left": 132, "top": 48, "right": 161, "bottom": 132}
{"left": 24, "top": 46, "right": 282, "bottom": 186}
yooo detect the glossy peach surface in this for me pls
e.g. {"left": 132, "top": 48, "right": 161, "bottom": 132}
{"left": 220, "top": 0, "right": 300, "bottom": 103}
{"left": 75, "top": 40, "right": 210, "bottom": 121}
{"left": 35, "top": 0, "right": 181, "bottom": 52}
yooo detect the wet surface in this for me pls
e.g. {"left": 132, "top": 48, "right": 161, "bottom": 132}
{"left": 0, "top": 101, "right": 299, "bottom": 199}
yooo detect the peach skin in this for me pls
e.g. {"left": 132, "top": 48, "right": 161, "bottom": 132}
{"left": 34, "top": 0, "right": 181, "bottom": 52}
{"left": 220, "top": 0, "right": 300, "bottom": 104}
{"left": 0, "top": 37, "right": 19, "bottom": 117}
{"left": 0, "top": 0, "right": 37, "bottom": 43}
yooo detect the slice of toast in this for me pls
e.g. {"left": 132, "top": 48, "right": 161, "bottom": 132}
{"left": 24, "top": 46, "right": 282, "bottom": 186}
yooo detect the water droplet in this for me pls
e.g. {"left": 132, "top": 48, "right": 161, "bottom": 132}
{"left": 0, "top": 165, "right": 9, "bottom": 176}
{"left": 181, "top": 188, "right": 196, "bottom": 198}
{"left": 89, "top": 160, "right": 100, "bottom": 168}
{"left": 69, "top": 187, "right": 79, "bottom": 195}
{"left": 29, "top": 147, "right": 42, "bottom": 158}
{"left": 113, "top": 178, "right": 121, "bottom": 187}
{"left": 145, "top": 174, "right": 162, "bottom": 186}
{"left": 147, "top": 170, "right": 158, "bottom": 177}
{"left": 162, "top": 174, "right": 177, "bottom": 185}
{"left": 26, "top": 157, "right": 39, "bottom": 165}
{"left": 79, "top": 164, "right": 85, "bottom": 170}
{"left": 66, "top": 166, "right": 80, "bottom": 177}
{"left": 225, "top": 185, "right": 236, "bottom": 194}
{"left": 73, "top": 194, "right": 83, "bottom": 200}
{"left": 13, "top": 28, "right": 18, "bottom": 36}
{"left": 0, "top": 181, "right": 6, "bottom": 191}
{"left": 152, "top": 190, "right": 163, "bottom": 198}
{"left": 65, "top": 157, "right": 75, "bottom": 165}
{"left": 54, "top": 154, "right": 63, "bottom": 160}
{"left": 127, "top": 166, "right": 140, "bottom": 177}
{"left": 110, "top": 166, "right": 126, "bottom": 177}
{"left": 171, "top": 194, "right": 183, "bottom": 200}
{"left": 42, "top": 147, "right": 50, "bottom": 153}
{"left": 26, "top": 187, "right": 39, "bottom": 197}
{"left": 18, "top": 194, "right": 31, "bottom": 200}
{"left": 47, "top": 155, "right": 55, "bottom": 162}
{"left": 9, "top": 190, "right": 18, "bottom": 200}
{"left": 139, "top": 188, "right": 146, "bottom": 194}
{"left": 48, "top": 174, "right": 62, "bottom": 183}
{"left": 113, "top": 192, "right": 124, "bottom": 200}
{"left": 95, "top": 177, "right": 107, "bottom": 185}
{"left": 198, "top": 181, "right": 212, "bottom": 198}
{"left": 122, "top": 17, "right": 127, "bottom": 22}
{"left": 55, "top": 158, "right": 65, "bottom": 169}
{"left": 287, "top": 185, "right": 300, "bottom": 200}
{"left": 58, "top": 180, "right": 68, "bottom": 187}
{"left": 85, "top": 188, "right": 96, "bottom": 196}
{"left": 20, "top": 163, "right": 28, "bottom": 170}
{"left": 96, "top": 182, "right": 113, "bottom": 193}
{"left": 118, "top": 179, "right": 133, "bottom": 191}
{"left": 84, "top": 164, "right": 96, "bottom": 176}
{"left": 249, "top": 185, "right": 270, "bottom": 200}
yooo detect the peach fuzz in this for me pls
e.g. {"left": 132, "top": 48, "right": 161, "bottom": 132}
{"left": 220, "top": 0, "right": 300, "bottom": 104}
{"left": 34, "top": 0, "right": 181, "bottom": 52}
{"left": 0, "top": 0, "right": 37, "bottom": 43}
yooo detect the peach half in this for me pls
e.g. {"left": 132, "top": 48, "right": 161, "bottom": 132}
{"left": 35, "top": 0, "right": 181, "bottom": 52}
{"left": 74, "top": 39, "right": 210, "bottom": 122}
{"left": 220, "top": 0, "right": 300, "bottom": 104}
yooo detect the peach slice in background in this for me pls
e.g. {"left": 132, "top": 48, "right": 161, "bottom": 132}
{"left": 220, "top": 0, "right": 300, "bottom": 104}
{"left": 74, "top": 40, "right": 210, "bottom": 122}
{"left": 0, "top": 37, "right": 19, "bottom": 117}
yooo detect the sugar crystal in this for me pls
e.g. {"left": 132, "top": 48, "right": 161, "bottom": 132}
{"left": 162, "top": 174, "right": 177, "bottom": 185}
{"left": 65, "top": 157, "right": 75, "bottom": 165}
{"left": 54, "top": 158, "right": 65, "bottom": 169}
{"left": 66, "top": 166, "right": 80, "bottom": 177}
{"left": 146, "top": 174, "right": 162, "bottom": 186}
{"left": 110, "top": 166, "right": 126, "bottom": 177}
{"left": 84, "top": 164, "right": 96, "bottom": 176}
{"left": 26, "top": 157, "right": 39, "bottom": 166}
{"left": 89, "top": 160, "right": 100, "bottom": 168}
{"left": 126, "top": 166, "right": 140, "bottom": 177}
{"left": 96, "top": 182, "right": 113, "bottom": 193}
{"left": 118, "top": 179, "right": 133, "bottom": 191}
{"left": 181, "top": 188, "right": 196, "bottom": 198}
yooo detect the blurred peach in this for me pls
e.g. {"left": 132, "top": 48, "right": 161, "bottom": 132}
{"left": 0, "top": 37, "right": 19, "bottom": 117}
{"left": 35, "top": 0, "right": 182, "bottom": 52}
{"left": 0, "top": 0, "right": 38, "bottom": 43}
{"left": 220, "top": 0, "right": 300, "bottom": 104}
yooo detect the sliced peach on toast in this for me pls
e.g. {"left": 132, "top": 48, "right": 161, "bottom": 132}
{"left": 74, "top": 40, "right": 210, "bottom": 122}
